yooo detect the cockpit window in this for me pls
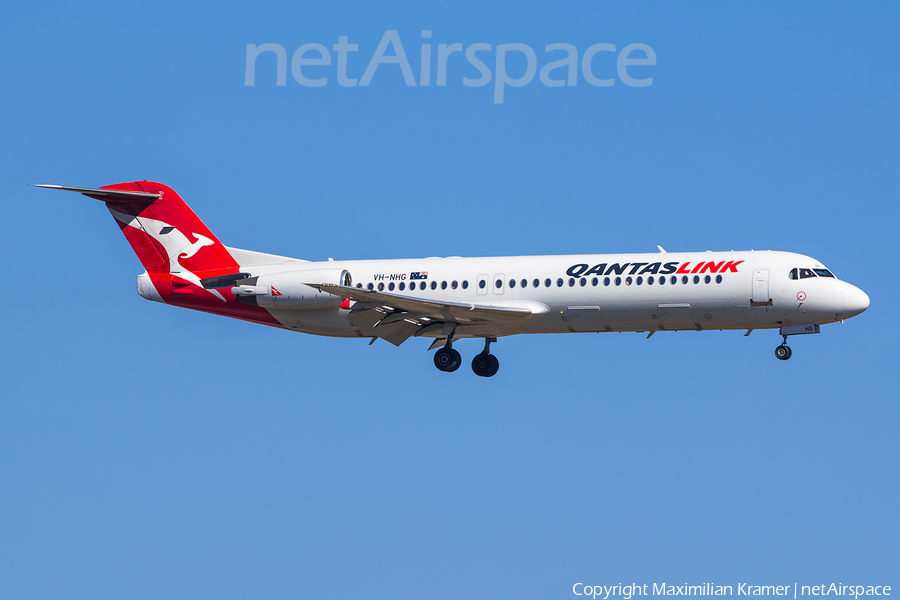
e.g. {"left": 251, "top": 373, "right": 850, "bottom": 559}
{"left": 799, "top": 268, "right": 816, "bottom": 279}
{"left": 813, "top": 268, "right": 835, "bottom": 278}
{"left": 788, "top": 268, "right": 798, "bottom": 280}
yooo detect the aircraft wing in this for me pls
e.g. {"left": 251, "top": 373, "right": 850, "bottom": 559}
{"left": 306, "top": 283, "right": 548, "bottom": 346}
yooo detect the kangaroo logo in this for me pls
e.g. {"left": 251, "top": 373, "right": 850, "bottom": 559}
{"left": 109, "top": 209, "right": 226, "bottom": 301}
{"left": 179, "top": 233, "right": 214, "bottom": 260}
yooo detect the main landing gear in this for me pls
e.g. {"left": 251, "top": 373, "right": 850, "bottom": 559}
{"left": 471, "top": 338, "right": 499, "bottom": 378}
{"left": 775, "top": 335, "right": 792, "bottom": 361}
{"left": 433, "top": 337, "right": 500, "bottom": 377}
{"left": 434, "top": 345, "right": 462, "bottom": 372}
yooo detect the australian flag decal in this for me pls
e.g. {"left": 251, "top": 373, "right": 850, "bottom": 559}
{"left": 410, "top": 271, "right": 428, "bottom": 280}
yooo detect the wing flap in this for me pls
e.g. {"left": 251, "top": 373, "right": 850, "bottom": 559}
{"left": 346, "top": 307, "right": 386, "bottom": 331}
{"left": 373, "top": 320, "right": 421, "bottom": 347}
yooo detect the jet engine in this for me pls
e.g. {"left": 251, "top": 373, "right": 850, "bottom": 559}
{"left": 239, "top": 268, "right": 351, "bottom": 309}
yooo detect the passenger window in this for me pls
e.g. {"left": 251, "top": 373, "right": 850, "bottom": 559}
{"left": 399, "top": 282, "right": 405, "bottom": 291}
{"left": 604, "top": 277, "right": 611, "bottom": 286}
{"left": 625, "top": 277, "right": 632, "bottom": 286}
{"left": 636, "top": 276, "right": 643, "bottom": 285}
{"left": 568, "top": 278, "right": 575, "bottom": 287}
{"left": 799, "top": 268, "right": 816, "bottom": 279}
{"left": 462, "top": 280, "right": 469, "bottom": 289}
{"left": 367, "top": 283, "right": 374, "bottom": 290}
{"left": 451, "top": 280, "right": 458, "bottom": 289}
{"left": 509, "top": 279, "right": 516, "bottom": 288}
{"left": 479, "top": 279, "right": 486, "bottom": 289}
{"left": 704, "top": 275, "right": 711, "bottom": 284}
{"left": 789, "top": 268, "right": 798, "bottom": 280}
{"left": 692, "top": 276, "right": 699, "bottom": 284}
{"left": 495, "top": 279, "right": 503, "bottom": 288}
{"left": 356, "top": 283, "right": 363, "bottom": 288}
{"left": 378, "top": 282, "right": 385, "bottom": 291}
{"left": 615, "top": 277, "right": 622, "bottom": 286}
{"left": 521, "top": 279, "right": 527, "bottom": 288}
{"left": 580, "top": 278, "right": 587, "bottom": 287}
{"left": 389, "top": 282, "right": 395, "bottom": 291}
{"left": 671, "top": 276, "right": 677, "bottom": 285}
{"left": 533, "top": 279, "right": 540, "bottom": 288}
{"left": 557, "top": 278, "right": 564, "bottom": 287}
{"left": 682, "top": 276, "right": 688, "bottom": 284}
{"left": 716, "top": 275, "right": 722, "bottom": 284}
{"left": 592, "top": 277, "right": 599, "bottom": 286}
{"left": 545, "top": 278, "right": 552, "bottom": 287}
{"left": 431, "top": 281, "right": 437, "bottom": 290}
{"left": 658, "top": 276, "right": 664, "bottom": 285}
{"left": 441, "top": 281, "right": 447, "bottom": 290}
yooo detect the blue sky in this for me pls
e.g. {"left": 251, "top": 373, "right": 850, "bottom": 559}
{"left": 1, "top": 2, "right": 897, "bottom": 599}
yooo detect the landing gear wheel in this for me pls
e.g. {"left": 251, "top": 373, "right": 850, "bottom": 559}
{"left": 775, "top": 345, "right": 792, "bottom": 361}
{"left": 434, "top": 347, "right": 462, "bottom": 372}
{"left": 487, "top": 354, "right": 499, "bottom": 377}
{"left": 472, "top": 353, "right": 489, "bottom": 376}
{"left": 485, "top": 354, "right": 500, "bottom": 377}
{"left": 471, "top": 353, "right": 500, "bottom": 377}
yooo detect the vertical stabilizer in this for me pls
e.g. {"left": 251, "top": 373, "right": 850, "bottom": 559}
{"left": 35, "top": 181, "right": 284, "bottom": 327}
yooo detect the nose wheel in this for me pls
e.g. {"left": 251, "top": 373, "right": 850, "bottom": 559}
{"left": 775, "top": 335, "right": 792, "bottom": 360}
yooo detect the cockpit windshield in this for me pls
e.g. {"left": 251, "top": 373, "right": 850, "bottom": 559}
{"left": 788, "top": 267, "right": 836, "bottom": 280}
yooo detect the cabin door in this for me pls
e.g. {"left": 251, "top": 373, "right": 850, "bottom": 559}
{"left": 752, "top": 269, "right": 770, "bottom": 304}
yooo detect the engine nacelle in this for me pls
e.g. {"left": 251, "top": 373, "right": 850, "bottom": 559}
{"left": 254, "top": 268, "right": 351, "bottom": 310}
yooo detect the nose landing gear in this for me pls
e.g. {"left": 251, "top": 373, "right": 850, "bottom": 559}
{"left": 471, "top": 337, "right": 499, "bottom": 377}
{"left": 775, "top": 335, "right": 792, "bottom": 361}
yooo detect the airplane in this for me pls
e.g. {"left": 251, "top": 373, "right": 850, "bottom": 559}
{"left": 36, "top": 181, "right": 870, "bottom": 377}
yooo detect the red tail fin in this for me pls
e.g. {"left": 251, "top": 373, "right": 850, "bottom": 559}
{"left": 94, "top": 181, "right": 240, "bottom": 280}
{"left": 38, "top": 181, "right": 284, "bottom": 327}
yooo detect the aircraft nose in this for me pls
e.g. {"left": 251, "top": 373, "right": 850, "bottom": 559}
{"left": 842, "top": 285, "right": 870, "bottom": 318}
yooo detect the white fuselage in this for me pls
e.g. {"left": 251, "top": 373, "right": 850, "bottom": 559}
{"left": 244, "top": 250, "right": 869, "bottom": 341}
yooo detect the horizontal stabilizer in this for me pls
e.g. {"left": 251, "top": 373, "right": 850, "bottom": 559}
{"left": 32, "top": 184, "right": 160, "bottom": 201}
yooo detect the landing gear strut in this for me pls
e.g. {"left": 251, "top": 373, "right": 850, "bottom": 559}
{"left": 471, "top": 338, "right": 499, "bottom": 378}
{"left": 775, "top": 335, "right": 792, "bottom": 361}
{"left": 434, "top": 326, "right": 461, "bottom": 373}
